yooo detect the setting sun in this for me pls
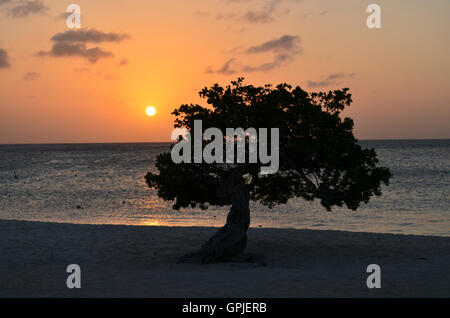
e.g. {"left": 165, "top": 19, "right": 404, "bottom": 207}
{"left": 146, "top": 106, "right": 156, "bottom": 117}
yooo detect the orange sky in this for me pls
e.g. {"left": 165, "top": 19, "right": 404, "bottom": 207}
{"left": 1, "top": 0, "right": 449, "bottom": 143}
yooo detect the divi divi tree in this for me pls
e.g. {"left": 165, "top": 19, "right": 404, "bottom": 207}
{"left": 146, "top": 78, "right": 391, "bottom": 264}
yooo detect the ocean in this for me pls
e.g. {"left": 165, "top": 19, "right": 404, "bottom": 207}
{"left": 0, "top": 140, "right": 449, "bottom": 236}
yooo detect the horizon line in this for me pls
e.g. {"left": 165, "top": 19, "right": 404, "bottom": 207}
{"left": 1, "top": 138, "right": 450, "bottom": 146}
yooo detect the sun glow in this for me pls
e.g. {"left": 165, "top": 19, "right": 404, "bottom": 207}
{"left": 146, "top": 106, "right": 156, "bottom": 116}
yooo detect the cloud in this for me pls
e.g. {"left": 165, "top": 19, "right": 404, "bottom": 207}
{"left": 36, "top": 42, "right": 113, "bottom": 64}
{"left": 0, "top": 48, "right": 11, "bottom": 68}
{"left": 7, "top": 0, "right": 49, "bottom": 18}
{"left": 205, "top": 58, "right": 238, "bottom": 75}
{"left": 242, "top": 0, "right": 285, "bottom": 23}
{"left": 55, "top": 12, "right": 70, "bottom": 20}
{"left": 71, "top": 66, "right": 120, "bottom": 80}
{"left": 36, "top": 28, "right": 130, "bottom": 64}
{"left": 97, "top": 71, "right": 120, "bottom": 80}
{"left": 206, "top": 34, "right": 301, "bottom": 74}
{"left": 306, "top": 73, "right": 356, "bottom": 88}
{"left": 51, "top": 29, "right": 130, "bottom": 43}
{"left": 327, "top": 73, "right": 356, "bottom": 80}
{"left": 246, "top": 34, "right": 301, "bottom": 54}
{"left": 243, "top": 9, "right": 274, "bottom": 23}
{"left": 215, "top": 0, "right": 301, "bottom": 24}
{"left": 24, "top": 71, "right": 39, "bottom": 80}
{"left": 0, "top": 0, "right": 12, "bottom": 5}
{"left": 242, "top": 53, "right": 292, "bottom": 72}
{"left": 118, "top": 58, "right": 128, "bottom": 66}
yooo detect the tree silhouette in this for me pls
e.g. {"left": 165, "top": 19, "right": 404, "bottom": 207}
{"left": 145, "top": 78, "right": 391, "bottom": 264}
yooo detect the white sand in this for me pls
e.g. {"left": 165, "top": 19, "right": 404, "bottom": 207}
{"left": 0, "top": 219, "right": 449, "bottom": 297}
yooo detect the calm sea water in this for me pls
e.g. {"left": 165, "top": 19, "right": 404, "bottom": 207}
{"left": 0, "top": 140, "right": 449, "bottom": 236}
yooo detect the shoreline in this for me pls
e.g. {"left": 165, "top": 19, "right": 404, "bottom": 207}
{"left": 1, "top": 219, "right": 449, "bottom": 297}
{"left": 1, "top": 217, "right": 448, "bottom": 238}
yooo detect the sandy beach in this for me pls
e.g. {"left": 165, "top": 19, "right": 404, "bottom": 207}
{"left": 0, "top": 219, "right": 449, "bottom": 297}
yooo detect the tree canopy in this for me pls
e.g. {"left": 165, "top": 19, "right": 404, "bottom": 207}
{"left": 145, "top": 78, "right": 391, "bottom": 212}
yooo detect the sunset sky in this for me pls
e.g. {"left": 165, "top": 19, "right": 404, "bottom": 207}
{"left": 1, "top": 0, "right": 449, "bottom": 143}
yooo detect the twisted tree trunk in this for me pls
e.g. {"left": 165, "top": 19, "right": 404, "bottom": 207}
{"left": 178, "top": 166, "right": 266, "bottom": 265}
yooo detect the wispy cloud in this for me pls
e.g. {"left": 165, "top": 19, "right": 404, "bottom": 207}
{"left": 36, "top": 28, "right": 130, "bottom": 64}
{"left": 215, "top": 0, "right": 301, "bottom": 24}
{"left": 206, "top": 34, "right": 301, "bottom": 74}
{"left": 36, "top": 42, "right": 114, "bottom": 64}
{"left": 205, "top": 58, "right": 238, "bottom": 75}
{"left": 24, "top": 71, "right": 40, "bottom": 80}
{"left": 50, "top": 29, "right": 130, "bottom": 43}
{"left": 243, "top": 9, "right": 274, "bottom": 23}
{"left": 7, "top": 0, "right": 49, "bottom": 18}
{"left": 0, "top": 0, "right": 12, "bottom": 5}
{"left": 97, "top": 70, "right": 120, "bottom": 80}
{"left": 118, "top": 58, "right": 128, "bottom": 66}
{"left": 242, "top": 53, "right": 293, "bottom": 72}
{"left": 72, "top": 67, "right": 120, "bottom": 80}
{"left": 306, "top": 73, "right": 356, "bottom": 88}
{"left": 55, "top": 11, "right": 70, "bottom": 20}
{"left": 0, "top": 48, "right": 11, "bottom": 68}
{"left": 246, "top": 34, "right": 301, "bottom": 54}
